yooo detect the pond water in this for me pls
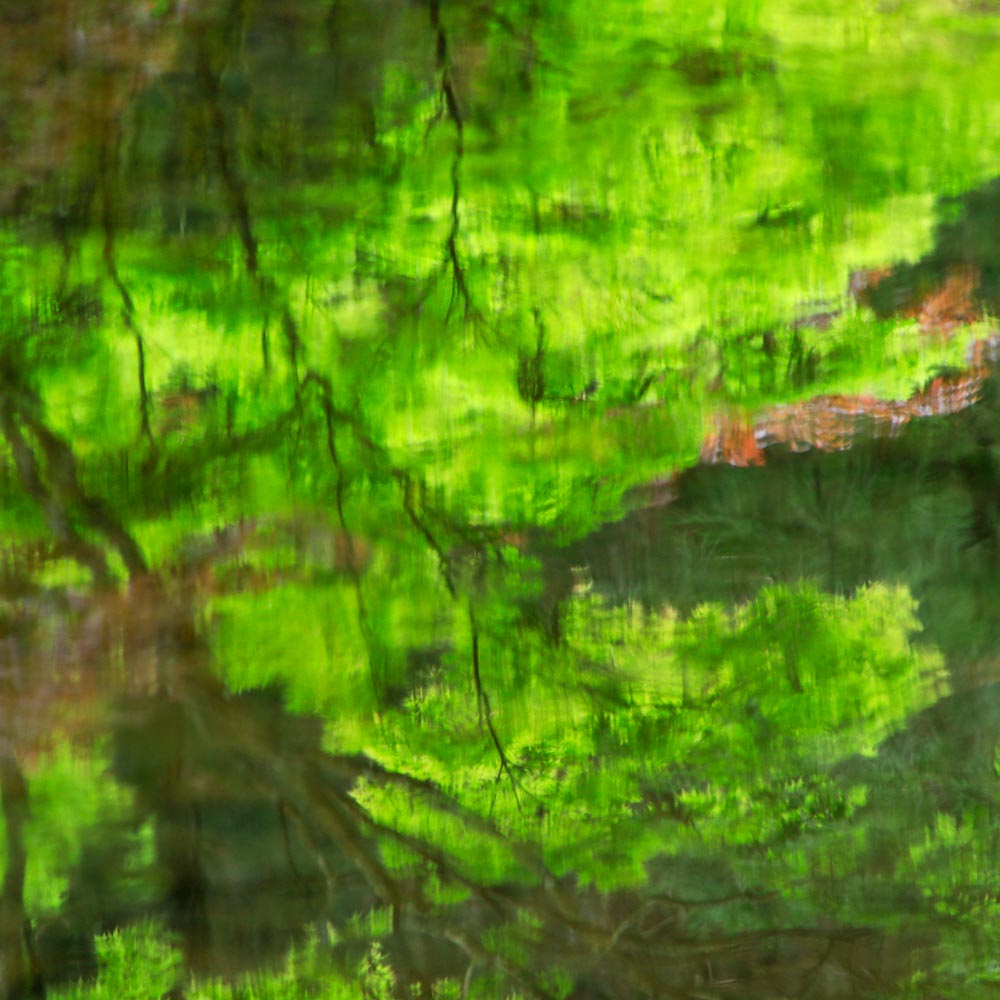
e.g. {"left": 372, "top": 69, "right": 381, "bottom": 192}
{"left": 2, "top": 2, "right": 1000, "bottom": 998}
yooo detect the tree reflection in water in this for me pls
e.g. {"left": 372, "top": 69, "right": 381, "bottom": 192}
{"left": 0, "top": 586, "right": 953, "bottom": 999}
{"left": 1, "top": 1, "right": 1000, "bottom": 998}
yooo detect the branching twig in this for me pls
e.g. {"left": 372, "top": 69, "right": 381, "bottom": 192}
{"left": 427, "top": 0, "right": 484, "bottom": 332}
{"left": 99, "top": 127, "right": 158, "bottom": 465}
{"left": 470, "top": 608, "right": 524, "bottom": 812}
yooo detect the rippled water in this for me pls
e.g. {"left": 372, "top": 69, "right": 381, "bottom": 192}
{"left": 2, "top": 2, "right": 1000, "bottom": 998}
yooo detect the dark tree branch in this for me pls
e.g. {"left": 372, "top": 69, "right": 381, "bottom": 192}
{"left": 0, "top": 756, "right": 44, "bottom": 1000}
{"left": 470, "top": 608, "right": 524, "bottom": 812}
{"left": 427, "top": 0, "right": 484, "bottom": 331}
{"left": 19, "top": 412, "right": 147, "bottom": 578}
{"left": 0, "top": 402, "right": 114, "bottom": 587}
{"left": 98, "top": 128, "right": 158, "bottom": 465}
{"left": 196, "top": 46, "right": 259, "bottom": 279}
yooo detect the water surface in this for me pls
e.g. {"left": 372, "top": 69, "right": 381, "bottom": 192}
{"left": 2, "top": 2, "right": 1000, "bottom": 998}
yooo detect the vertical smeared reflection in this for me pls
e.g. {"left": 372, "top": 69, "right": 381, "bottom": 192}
{"left": 0, "top": 1, "right": 999, "bottom": 998}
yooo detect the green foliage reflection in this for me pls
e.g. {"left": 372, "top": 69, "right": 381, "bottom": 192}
{"left": 1, "top": 0, "right": 999, "bottom": 996}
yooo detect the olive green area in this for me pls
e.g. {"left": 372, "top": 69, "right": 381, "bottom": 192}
{"left": 1, "top": 0, "right": 1000, "bottom": 998}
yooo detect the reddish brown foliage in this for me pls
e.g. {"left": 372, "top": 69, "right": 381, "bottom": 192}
{"left": 912, "top": 265, "right": 982, "bottom": 334}
{"left": 851, "top": 263, "right": 983, "bottom": 334}
{"left": 701, "top": 337, "right": 996, "bottom": 467}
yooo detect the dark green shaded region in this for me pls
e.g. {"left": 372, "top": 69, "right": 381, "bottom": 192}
{"left": 863, "top": 177, "right": 1000, "bottom": 318}
{"left": 27, "top": 610, "right": 996, "bottom": 1000}
{"left": 552, "top": 373, "right": 1000, "bottom": 684}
